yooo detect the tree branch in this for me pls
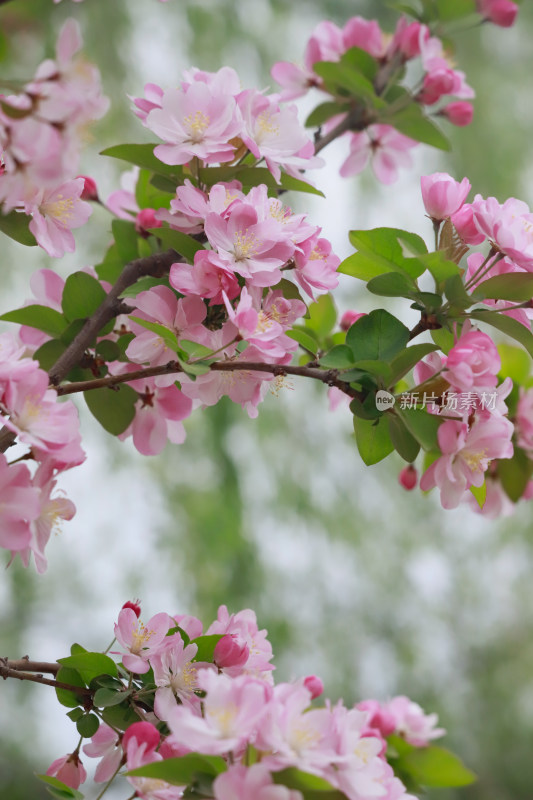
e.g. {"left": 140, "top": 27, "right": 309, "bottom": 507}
{"left": 54, "top": 359, "right": 362, "bottom": 400}
{"left": 0, "top": 657, "right": 91, "bottom": 695}
{"left": 4, "top": 658, "right": 59, "bottom": 674}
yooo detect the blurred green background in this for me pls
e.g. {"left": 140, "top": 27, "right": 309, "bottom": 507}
{"left": 1, "top": 1, "right": 533, "bottom": 798}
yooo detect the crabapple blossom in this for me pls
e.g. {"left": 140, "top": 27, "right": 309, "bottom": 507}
{"left": 26, "top": 178, "right": 92, "bottom": 258}
{"left": 471, "top": 195, "right": 533, "bottom": 270}
{"left": 420, "top": 173, "right": 471, "bottom": 221}
{"left": 398, "top": 465, "right": 418, "bottom": 491}
{"left": 477, "top": 0, "right": 518, "bottom": 26}
{"left": 213, "top": 764, "right": 303, "bottom": 800}
{"left": 46, "top": 753, "right": 87, "bottom": 790}
{"left": 441, "top": 101, "right": 474, "bottom": 126}
{"left": 385, "top": 696, "right": 445, "bottom": 746}
{"left": 151, "top": 634, "right": 200, "bottom": 719}
{"left": 113, "top": 607, "right": 171, "bottom": 673}
{"left": 83, "top": 724, "right": 122, "bottom": 783}
{"left": 0, "top": 453, "right": 40, "bottom": 553}
{"left": 340, "top": 125, "right": 418, "bottom": 185}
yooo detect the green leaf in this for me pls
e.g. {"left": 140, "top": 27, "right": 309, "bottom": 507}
{"left": 0, "top": 304, "right": 67, "bottom": 337}
{"left": 399, "top": 745, "right": 476, "bottom": 788}
{"left": 340, "top": 46, "right": 379, "bottom": 81}
{"left": 421, "top": 252, "right": 461, "bottom": 282}
{"left": 341, "top": 228, "right": 427, "bottom": 281}
{"left": 135, "top": 168, "right": 174, "bottom": 210}
{"left": 66, "top": 708, "right": 84, "bottom": 722}
{"left": 389, "top": 343, "right": 440, "bottom": 384}
{"left": 129, "top": 316, "right": 179, "bottom": 352}
{"left": 313, "top": 59, "right": 381, "bottom": 104}
{"left": 444, "top": 274, "right": 473, "bottom": 310}
{"left": 177, "top": 357, "right": 211, "bottom": 377}
{"left": 36, "top": 774, "right": 84, "bottom": 800}
{"left": 127, "top": 754, "right": 227, "bottom": 785}
{"left": 498, "top": 446, "right": 533, "bottom": 502}
{"left": 76, "top": 713, "right": 100, "bottom": 738}
{"left": 346, "top": 309, "right": 410, "bottom": 362}
{"left": 147, "top": 226, "right": 203, "bottom": 263}
{"left": 198, "top": 165, "right": 325, "bottom": 197}
{"left": 353, "top": 414, "right": 395, "bottom": 465}
{"left": 352, "top": 359, "right": 392, "bottom": 381}
{"left": 366, "top": 272, "right": 415, "bottom": 297}
{"left": 0, "top": 209, "right": 37, "bottom": 245}
{"left": 272, "top": 767, "right": 347, "bottom": 799}
{"left": 384, "top": 103, "right": 450, "bottom": 150}
{"left": 93, "top": 687, "right": 133, "bottom": 707}
{"left": 320, "top": 345, "right": 357, "bottom": 369}
{"left": 112, "top": 219, "right": 139, "bottom": 264}
{"left": 305, "top": 101, "right": 347, "bottom": 128}
{"left": 191, "top": 633, "right": 224, "bottom": 662}
{"left": 470, "top": 310, "right": 533, "bottom": 358}
{"left": 57, "top": 652, "right": 118, "bottom": 685}
{"left": 55, "top": 667, "right": 87, "bottom": 708}
{"left": 431, "top": 327, "right": 455, "bottom": 354}
{"left": 287, "top": 328, "right": 319, "bottom": 355}
{"left": 396, "top": 407, "right": 443, "bottom": 451}
{"left": 100, "top": 144, "right": 184, "bottom": 181}
{"left": 305, "top": 294, "right": 337, "bottom": 339}
{"left": 95, "top": 340, "right": 121, "bottom": 362}
{"left": 387, "top": 414, "right": 420, "bottom": 462}
{"left": 498, "top": 343, "right": 530, "bottom": 383}
{"left": 32, "top": 339, "right": 67, "bottom": 370}
{"left": 62, "top": 272, "right": 107, "bottom": 322}
{"left": 474, "top": 272, "right": 533, "bottom": 302}
{"left": 410, "top": 291, "right": 443, "bottom": 312}
{"left": 95, "top": 243, "right": 124, "bottom": 283}
{"left": 84, "top": 384, "right": 138, "bottom": 435}
{"left": 102, "top": 702, "right": 140, "bottom": 731}
{"left": 470, "top": 481, "right": 487, "bottom": 509}
{"left": 179, "top": 340, "right": 213, "bottom": 358}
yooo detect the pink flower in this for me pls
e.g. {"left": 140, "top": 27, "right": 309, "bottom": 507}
{"left": 385, "top": 696, "right": 445, "bottom": 747}
{"left": 340, "top": 125, "right": 418, "bottom": 185}
{"left": 294, "top": 234, "right": 340, "bottom": 297}
{"left": 167, "top": 669, "right": 271, "bottom": 755}
{"left": 0, "top": 454, "right": 40, "bottom": 555}
{"left": 25, "top": 459, "right": 76, "bottom": 574}
{"left": 214, "top": 635, "right": 250, "bottom": 670}
{"left": 477, "top": 0, "right": 518, "bottom": 26}
{"left": 444, "top": 326, "right": 500, "bottom": 392}
{"left": 420, "top": 416, "right": 514, "bottom": 509}
{"left": 340, "top": 310, "right": 365, "bottom": 332}
{"left": 151, "top": 634, "right": 200, "bottom": 720}
{"left": 83, "top": 724, "right": 122, "bottom": 783}
{"left": 46, "top": 753, "right": 87, "bottom": 790}
{"left": 113, "top": 607, "right": 171, "bottom": 673}
{"left": 214, "top": 764, "right": 303, "bottom": 800}
{"left": 131, "top": 83, "right": 164, "bottom": 123}
{"left": 170, "top": 250, "right": 240, "bottom": 306}
{"left": 303, "top": 675, "right": 324, "bottom": 700}
{"left": 451, "top": 203, "right": 485, "bottom": 245}
{"left": 472, "top": 195, "right": 533, "bottom": 270}
{"left": 441, "top": 101, "right": 474, "bottom": 127}
{"left": 421, "top": 173, "right": 471, "bottom": 221}
{"left": 206, "top": 604, "right": 274, "bottom": 677}
{"left": 147, "top": 81, "right": 242, "bottom": 166}
{"left": 342, "top": 16, "right": 385, "bottom": 57}
{"left": 27, "top": 178, "right": 92, "bottom": 258}
{"left": 125, "top": 723, "right": 184, "bottom": 800}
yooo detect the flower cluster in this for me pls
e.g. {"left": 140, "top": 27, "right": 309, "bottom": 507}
{"left": 45, "top": 603, "right": 447, "bottom": 800}
{"left": 0, "top": 330, "right": 83, "bottom": 571}
{"left": 0, "top": 20, "right": 107, "bottom": 256}
{"left": 272, "top": 16, "right": 476, "bottom": 184}
{"left": 133, "top": 65, "right": 322, "bottom": 184}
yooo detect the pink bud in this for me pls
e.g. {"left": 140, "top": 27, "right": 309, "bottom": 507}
{"left": 421, "top": 172, "right": 471, "bottom": 221}
{"left": 46, "top": 753, "right": 87, "bottom": 790}
{"left": 122, "top": 721, "right": 160, "bottom": 753}
{"left": 122, "top": 599, "right": 141, "bottom": 618}
{"left": 441, "top": 101, "right": 474, "bottom": 127}
{"left": 451, "top": 204, "right": 485, "bottom": 246}
{"left": 77, "top": 175, "right": 99, "bottom": 202}
{"left": 478, "top": 0, "right": 518, "bottom": 27}
{"left": 135, "top": 208, "right": 162, "bottom": 236}
{"left": 303, "top": 674, "right": 324, "bottom": 699}
{"left": 214, "top": 635, "right": 249, "bottom": 669}
{"left": 357, "top": 699, "right": 396, "bottom": 736}
{"left": 340, "top": 310, "right": 365, "bottom": 332}
{"left": 399, "top": 465, "right": 418, "bottom": 491}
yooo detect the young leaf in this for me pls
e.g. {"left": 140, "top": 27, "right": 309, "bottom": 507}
{"left": 319, "top": 345, "right": 358, "bottom": 369}
{"left": 473, "top": 272, "right": 533, "bottom": 302}
{"left": 341, "top": 228, "right": 427, "bottom": 281}
{"left": 62, "top": 272, "right": 107, "bottom": 322}
{"left": 0, "top": 305, "right": 67, "bottom": 337}
{"left": 0, "top": 209, "right": 37, "bottom": 246}
{"left": 112, "top": 219, "right": 139, "bottom": 264}
{"left": 36, "top": 774, "right": 84, "bottom": 800}
{"left": 366, "top": 271, "right": 416, "bottom": 297}
{"left": 399, "top": 745, "right": 476, "bottom": 788}
{"left": 76, "top": 713, "right": 100, "bottom": 738}
{"left": 470, "top": 481, "right": 487, "bottom": 509}
{"left": 191, "top": 634, "right": 224, "bottom": 662}
{"left": 272, "top": 767, "right": 347, "bottom": 799}
{"left": 93, "top": 687, "right": 133, "bottom": 708}
{"left": 305, "top": 101, "right": 347, "bottom": 128}
{"left": 127, "top": 754, "right": 227, "bottom": 784}
{"left": 84, "top": 385, "right": 138, "bottom": 436}
{"left": 353, "top": 414, "right": 395, "bottom": 465}
{"left": 387, "top": 414, "right": 421, "bottom": 462}
{"left": 346, "top": 309, "right": 410, "bottom": 363}
{"left": 287, "top": 328, "right": 319, "bottom": 355}
{"left": 129, "top": 316, "right": 179, "bottom": 352}
{"left": 100, "top": 143, "right": 184, "bottom": 181}
{"left": 57, "top": 652, "right": 118, "bottom": 684}
{"left": 179, "top": 340, "right": 213, "bottom": 358}
{"left": 305, "top": 294, "right": 337, "bottom": 339}
{"left": 498, "top": 343, "right": 530, "bottom": 383}
{"left": 389, "top": 343, "right": 440, "bottom": 384}
{"left": 497, "top": 446, "right": 533, "bottom": 502}
{"left": 383, "top": 103, "right": 451, "bottom": 150}
{"left": 147, "top": 226, "right": 203, "bottom": 263}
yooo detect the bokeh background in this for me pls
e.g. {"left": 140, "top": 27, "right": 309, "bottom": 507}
{"left": 1, "top": 1, "right": 533, "bottom": 798}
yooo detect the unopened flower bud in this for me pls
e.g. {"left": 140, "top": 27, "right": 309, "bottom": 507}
{"left": 135, "top": 208, "right": 162, "bottom": 236}
{"left": 122, "top": 721, "right": 160, "bottom": 753}
{"left": 477, "top": 0, "right": 518, "bottom": 27}
{"left": 214, "top": 634, "right": 249, "bottom": 669}
{"left": 399, "top": 464, "right": 418, "bottom": 491}
{"left": 340, "top": 310, "right": 365, "bottom": 332}
{"left": 441, "top": 101, "right": 474, "bottom": 127}
{"left": 77, "top": 175, "right": 99, "bottom": 202}
{"left": 46, "top": 753, "right": 87, "bottom": 790}
{"left": 122, "top": 599, "right": 141, "bottom": 618}
{"left": 303, "top": 674, "right": 324, "bottom": 699}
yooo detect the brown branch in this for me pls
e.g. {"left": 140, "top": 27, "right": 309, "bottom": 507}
{"left": 0, "top": 658, "right": 91, "bottom": 695}
{"left": 4, "top": 658, "right": 59, "bottom": 675}
{"left": 54, "top": 359, "right": 363, "bottom": 400}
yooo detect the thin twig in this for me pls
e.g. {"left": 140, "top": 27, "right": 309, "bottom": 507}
{"left": 0, "top": 658, "right": 91, "bottom": 695}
